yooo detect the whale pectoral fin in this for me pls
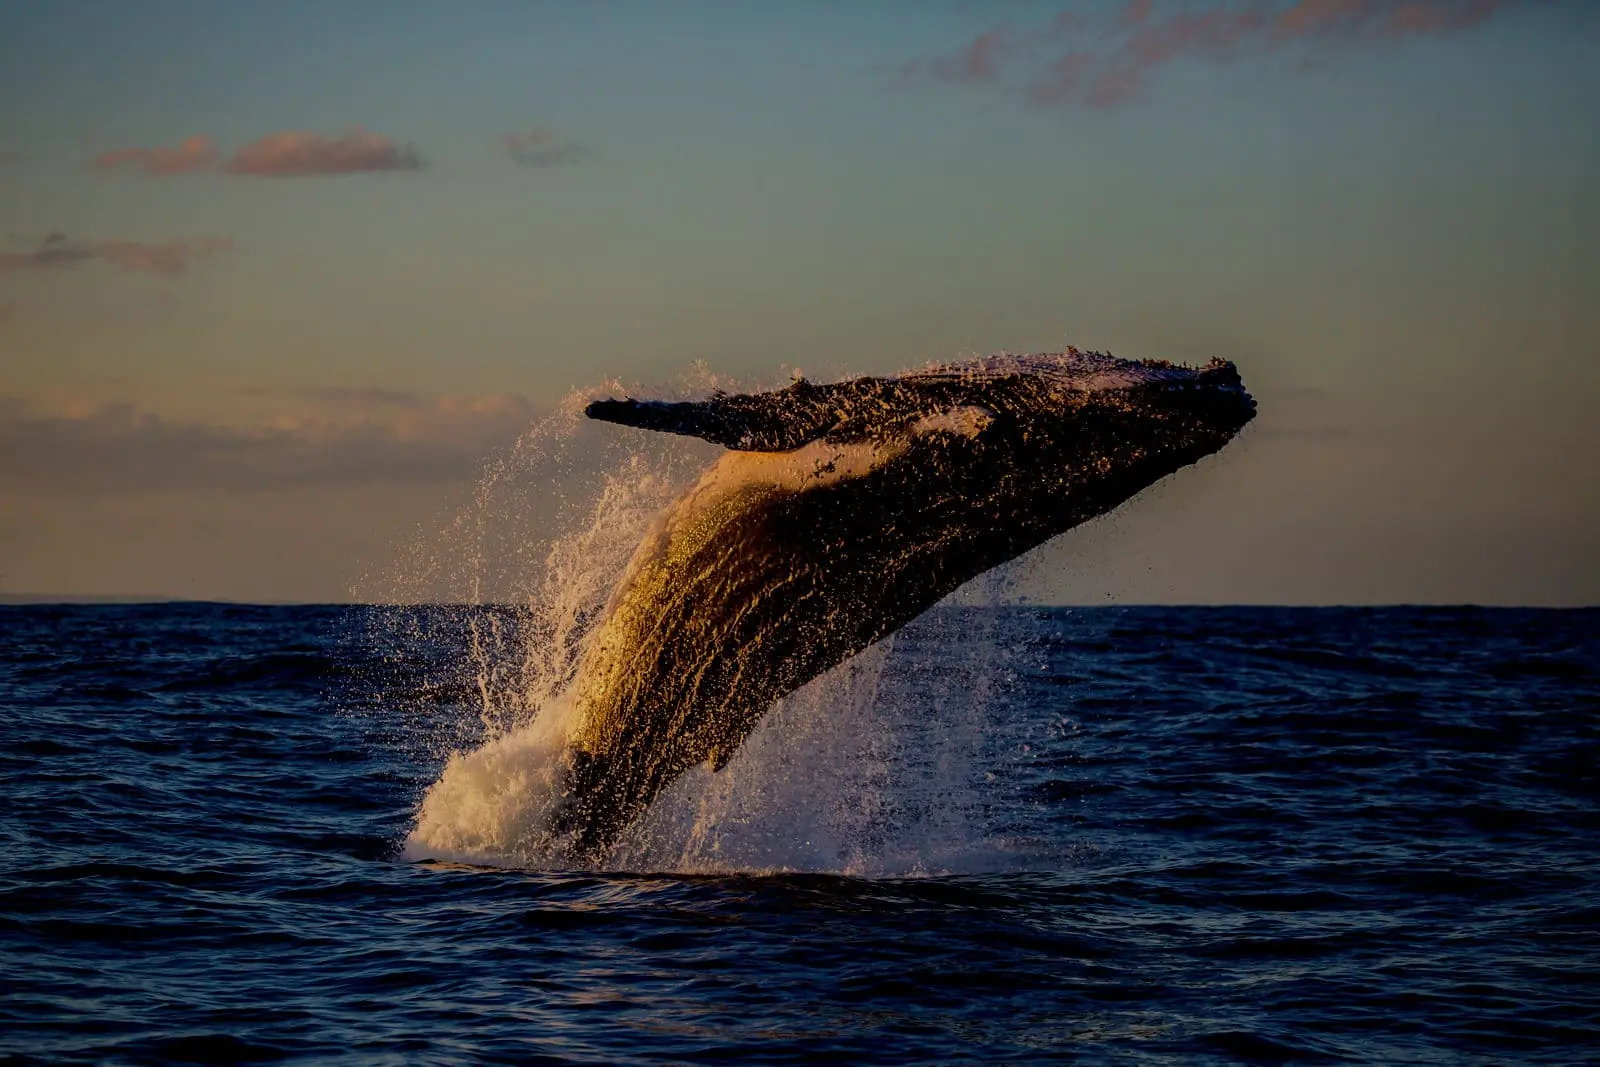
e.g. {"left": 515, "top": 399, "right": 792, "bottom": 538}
{"left": 586, "top": 378, "right": 888, "bottom": 452}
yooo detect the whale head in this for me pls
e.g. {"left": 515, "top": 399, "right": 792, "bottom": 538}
{"left": 897, "top": 348, "right": 1255, "bottom": 466}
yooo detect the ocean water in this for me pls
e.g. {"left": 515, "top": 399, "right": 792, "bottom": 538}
{"left": 2, "top": 602, "right": 1596, "bottom": 1064}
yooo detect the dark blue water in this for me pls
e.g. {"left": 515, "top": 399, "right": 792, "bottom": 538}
{"left": 2, "top": 604, "right": 1596, "bottom": 1064}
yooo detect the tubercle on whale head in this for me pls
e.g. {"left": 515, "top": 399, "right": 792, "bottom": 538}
{"left": 976, "top": 356, "right": 1253, "bottom": 451}
{"left": 1099, "top": 358, "right": 1257, "bottom": 437}
{"left": 1195, "top": 358, "right": 1252, "bottom": 404}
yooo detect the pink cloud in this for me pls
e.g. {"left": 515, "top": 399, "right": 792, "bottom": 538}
{"left": 934, "top": 27, "right": 1013, "bottom": 83}
{"left": 226, "top": 129, "right": 421, "bottom": 177}
{"left": 0, "top": 391, "right": 540, "bottom": 492}
{"left": 94, "top": 238, "right": 236, "bottom": 276}
{"left": 901, "top": 25, "right": 1013, "bottom": 86}
{"left": 1276, "top": 0, "right": 1512, "bottom": 37}
{"left": 0, "top": 233, "right": 96, "bottom": 271}
{"left": 0, "top": 233, "right": 234, "bottom": 276}
{"left": 501, "top": 127, "right": 586, "bottom": 167}
{"left": 90, "top": 136, "right": 219, "bottom": 175}
{"left": 1123, "top": 6, "right": 1272, "bottom": 66}
{"left": 907, "top": 0, "right": 1535, "bottom": 110}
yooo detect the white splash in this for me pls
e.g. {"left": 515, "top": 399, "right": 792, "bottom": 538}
{"left": 404, "top": 695, "right": 573, "bottom": 863}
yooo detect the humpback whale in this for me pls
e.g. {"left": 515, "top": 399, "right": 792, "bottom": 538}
{"left": 550, "top": 349, "right": 1255, "bottom": 861}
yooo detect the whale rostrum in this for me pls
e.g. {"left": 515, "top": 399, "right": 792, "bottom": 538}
{"left": 551, "top": 350, "right": 1257, "bottom": 861}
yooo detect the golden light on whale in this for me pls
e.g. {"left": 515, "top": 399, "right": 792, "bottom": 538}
{"left": 548, "top": 349, "right": 1257, "bottom": 862}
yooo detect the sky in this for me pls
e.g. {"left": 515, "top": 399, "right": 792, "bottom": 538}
{"left": 0, "top": 0, "right": 1596, "bottom": 604}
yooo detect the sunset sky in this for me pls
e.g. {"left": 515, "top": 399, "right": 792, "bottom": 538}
{"left": 1, "top": 0, "right": 1595, "bottom": 604}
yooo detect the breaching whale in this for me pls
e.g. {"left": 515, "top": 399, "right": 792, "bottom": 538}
{"left": 550, "top": 349, "right": 1255, "bottom": 861}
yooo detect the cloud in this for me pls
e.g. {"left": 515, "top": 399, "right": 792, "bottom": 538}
{"left": 227, "top": 129, "right": 422, "bottom": 177}
{"left": 0, "top": 392, "right": 538, "bottom": 493}
{"left": 905, "top": 0, "right": 1531, "bottom": 110}
{"left": 90, "top": 135, "right": 219, "bottom": 175}
{"left": 86, "top": 129, "right": 425, "bottom": 177}
{"left": 1276, "top": 0, "right": 1513, "bottom": 36}
{"left": 234, "top": 384, "right": 428, "bottom": 409}
{"left": 0, "top": 233, "right": 234, "bottom": 276}
{"left": 0, "top": 232, "right": 96, "bottom": 271}
{"left": 501, "top": 127, "right": 586, "bottom": 167}
{"left": 287, "top": 385, "right": 427, "bottom": 408}
{"left": 0, "top": 152, "right": 20, "bottom": 166}
{"left": 95, "top": 238, "right": 235, "bottom": 277}
{"left": 902, "top": 27, "right": 1013, "bottom": 85}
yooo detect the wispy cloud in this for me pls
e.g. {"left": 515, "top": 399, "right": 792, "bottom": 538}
{"left": 226, "top": 128, "right": 422, "bottom": 177}
{"left": 0, "top": 152, "right": 21, "bottom": 166}
{"left": 90, "top": 135, "right": 219, "bottom": 175}
{"left": 901, "top": 27, "right": 1013, "bottom": 85}
{"left": 95, "top": 238, "right": 234, "bottom": 277}
{"left": 86, "top": 129, "right": 424, "bottom": 178}
{"left": 0, "top": 233, "right": 235, "bottom": 276}
{"left": 904, "top": 0, "right": 1532, "bottom": 110}
{"left": 0, "top": 391, "right": 537, "bottom": 493}
{"left": 0, "top": 233, "right": 95, "bottom": 270}
{"left": 235, "top": 384, "right": 429, "bottom": 409}
{"left": 286, "top": 385, "right": 427, "bottom": 408}
{"left": 501, "top": 127, "right": 586, "bottom": 167}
